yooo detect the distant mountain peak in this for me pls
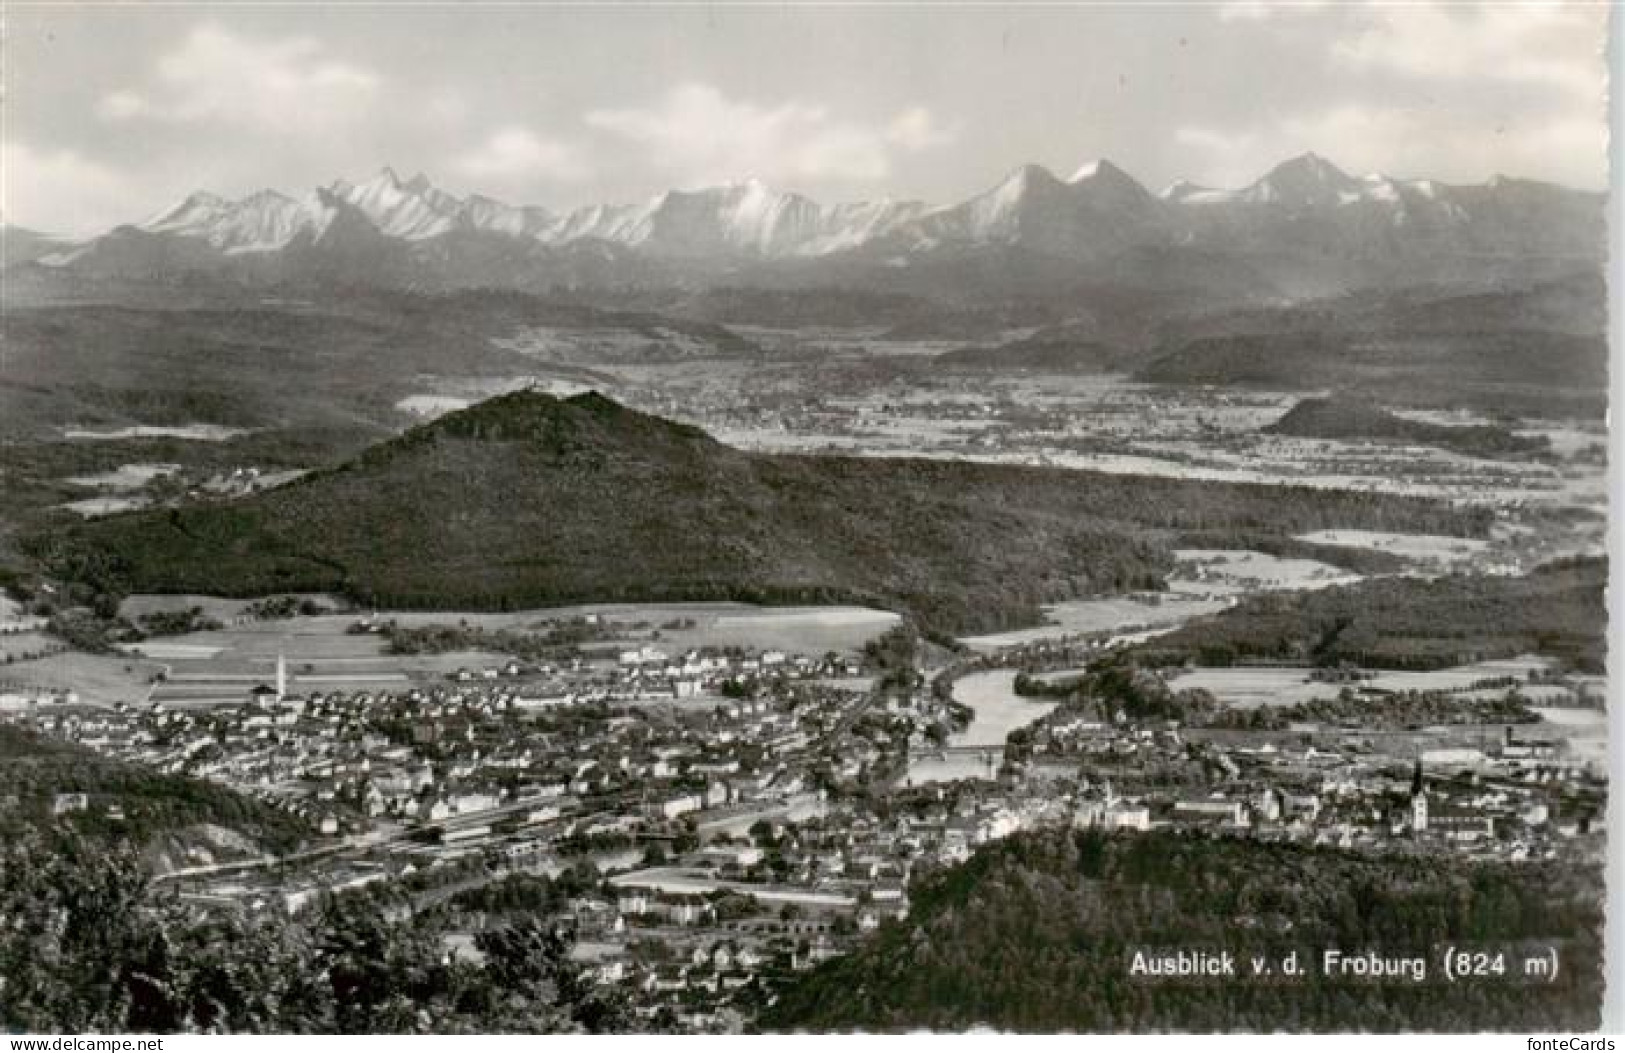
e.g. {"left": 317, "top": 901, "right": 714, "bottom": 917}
{"left": 141, "top": 190, "right": 230, "bottom": 228}
{"left": 331, "top": 166, "right": 463, "bottom": 240}
{"left": 240, "top": 188, "right": 296, "bottom": 206}
{"left": 1243, "top": 152, "right": 1358, "bottom": 207}
{"left": 1066, "top": 158, "right": 1154, "bottom": 207}
{"left": 1003, "top": 162, "right": 1065, "bottom": 188}
{"left": 19, "top": 152, "right": 1602, "bottom": 287}
{"left": 179, "top": 189, "right": 229, "bottom": 207}
{"left": 1160, "top": 179, "right": 1215, "bottom": 202}
{"left": 1068, "top": 158, "right": 1134, "bottom": 185}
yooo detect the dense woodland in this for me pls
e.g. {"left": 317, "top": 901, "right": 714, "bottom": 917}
{"left": 1133, "top": 557, "right": 1606, "bottom": 673}
{"left": 762, "top": 828, "right": 1605, "bottom": 1032}
{"left": 30, "top": 390, "right": 1490, "bottom": 637}
{"left": 0, "top": 724, "right": 640, "bottom": 1033}
{"left": 0, "top": 838, "right": 637, "bottom": 1034}
{"left": 1136, "top": 272, "right": 1607, "bottom": 419}
{"left": 384, "top": 617, "right": 614, "bottom": 661}
{"left": 0, "top": 724, "right": 309, "bottom": 856}
{"left": 1265, "top": 397, "right": 1550, "bottom": 458}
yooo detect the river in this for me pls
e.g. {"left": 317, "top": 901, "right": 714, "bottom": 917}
{"left": 902, "top": 669, "right": 1058, "bottom": 787}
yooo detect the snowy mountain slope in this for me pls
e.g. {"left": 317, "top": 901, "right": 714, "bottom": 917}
{"left": 18, "top": 155, "right": 1603, "bottom": 298}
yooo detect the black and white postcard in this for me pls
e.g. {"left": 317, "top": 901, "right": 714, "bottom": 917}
{"left": 0, "top": 1, "right": 1614, "bottom": 1037}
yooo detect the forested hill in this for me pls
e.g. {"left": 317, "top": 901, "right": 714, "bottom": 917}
{"left": 1265, "top": 398, "right": 1549, "bottom": 458}
{"left": 1133, "top": 556, "right": 1607, "bottom": 673}
{"left": 0, "top": 723, "right": 312, "bottom": 866}
{"left": 34, "top": 390, "right": 1489, "bottom": 636}
{"left": 761, "top": 829, "right": 1603, "bottom": 1032}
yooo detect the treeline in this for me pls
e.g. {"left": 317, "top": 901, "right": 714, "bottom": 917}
{"left": 384, "top": 618, "right": 612, "bottom": 661}
{"left": 135, "top": 606, "right": 225, "bottom": 637}
{"left": 1199, "top": 691, "right": 1541, "bottom": 731}
{"left": 1172, "top": 530, "right": 1410, "bottom": 575}
{"left": 761, "top": 828, "right": 1604, "bottom": 1032}
{"left": 0, "top": 724, "right": 310, "bottom": 856}
{"left": 0, "top": 836, "right": 637, "bottom": 1034}
{"left": 1134, "top": 557, "right": 1606, "bottom": 673}
{"left": 1265, "top": 398, "right": 1551, "bottom": 459}
{"left": 1013, "top": 660, "right": 1207, "bottom": 724}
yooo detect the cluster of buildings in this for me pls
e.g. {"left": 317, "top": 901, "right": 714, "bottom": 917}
{"left": 1015, "top": 696, "right": 1605, "bottom": 863}
{"left": 8, "top": 613, "right": 1609, "bottom": 1030}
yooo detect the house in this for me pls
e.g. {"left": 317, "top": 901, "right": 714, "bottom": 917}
{"left": 1173, "top": 797, "right": 1248, "bottom": 828}
{"left": 52, "top": 793, "right": 90, "bottom": 816}
{"left": 651, "top": 794, "right": 703, "bottom": 820}
{"left": 1103, "top": 800, "right": 1151, "bottom": 831}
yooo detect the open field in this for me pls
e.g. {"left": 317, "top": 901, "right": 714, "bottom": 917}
{"left": 121, "top": 599, "right": 895, "bottom": 647}
{"left": 117, "top": 614, "right": 498, "bottom": 703}
{"left": 0, "top": 631, "right": 56, "bottom": 662}
{"left": 1166, "top": 655, "right": 1561, "bottom": 709}
{"left": 107, "top": 600, "right": 900, "bottom": 706}
{"left": 959, "top": 592, "right": 1232, "bottom": 650}
{"left": 1294, "top": 529, "right": 1492, "bottom": 565}
{"left": 372, "top": 601, "right": 898, "bottom": 654}
{"left": 64, "top": 462, "right": 182, "bottom": 490}
{"left": 0, "top": 651, "right": 166, "bottom": 705}
{"left": 62, "top": 495, "right": 148, "bottom": 516}
{"left": 1533, "top": 705, "right": 1608, "bottom": 764}
{"left": 61, "top": 424, "right": 248, "bottom": 441}
{"left": 673, "top": 607, "right": 899, "bottom": 653}
{"left": 1171, "top": 548, "right": 1361, "bottom": 592}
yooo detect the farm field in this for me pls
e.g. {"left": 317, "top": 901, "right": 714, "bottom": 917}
{"left": 959, "top": 593, "right": 1232, "bottom": 651}
{"left": 1171, "top": 548, "right": 1361, "bottom": 592}
{"left": 376, "top": 602, "right": 897, "bottom": 655}
{"left": 0, "top": 631, "right": 57, "bottom": 662}
{"left": 1165, "top": 655, "right": 1560, "bottom": 708}
{"left": 1293, "top": 529, "right": 1491, "bottom": 566}
{"left": 0, "top": 651, "right": 166, "bottom": 705}
{"left": 1532, "top": 705, "right": 1608, "bottom": 764}
{"left": 347, "top": 601, "right": 891, "bottom": 642}
{"left": 105, "top": 599, "right": 900, "bottom": 706}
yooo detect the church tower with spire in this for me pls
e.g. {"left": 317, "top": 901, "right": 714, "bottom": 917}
{"left": 1409, "top": 759, "right": 1428, "bottom": 834}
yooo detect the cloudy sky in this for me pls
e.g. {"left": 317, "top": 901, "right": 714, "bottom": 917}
{"left": 3, "top": 2, "right": 1610, "bottom": 237}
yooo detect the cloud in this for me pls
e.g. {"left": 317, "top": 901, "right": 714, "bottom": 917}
{"left": 455, "top": 127, "right": 589, "bottom": 183}
{"left": 96, "top": 24, "right": 380, "bottom": 133}
{"left": 1, "top": 141, "right": 133, "bottom": 237}
{"left": 887, "top": 106, "right": 959, "bottom": 151}
{"left": 1183, "top": 1, "right": 1606, "bottom": 191}
{"left": 585, "top": 83, "right": 951, "bottom": 188}
{"left": 1175, "top": 100, "right": 1605, "bottom": 190}
{"left": 1218, "top": 1, "right": 1333, "bottom": 23}
{"left": 1331, "top": 3, "right": 1605, "bottom": 99}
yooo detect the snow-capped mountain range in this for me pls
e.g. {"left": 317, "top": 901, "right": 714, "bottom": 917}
{"left": 19, "top": 153, "right": 1603, "bottom": 297}
{"left": 110, "top": 167, "right": 931, "bottom": 260}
